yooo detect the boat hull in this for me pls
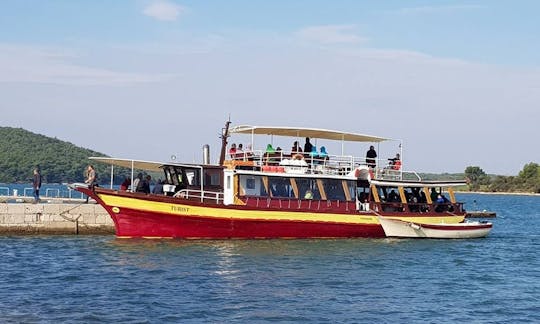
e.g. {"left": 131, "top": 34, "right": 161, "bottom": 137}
{"left": 111, "top": 206, "right": 385, "bottom": 238}
{"left": 75, "top": 186, "right": 465, "bottom": 239}
{"left": 378, "top": 216, "right": 492, "bottom": 239}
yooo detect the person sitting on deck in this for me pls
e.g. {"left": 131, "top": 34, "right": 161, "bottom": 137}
{"left": 120, "top": 177, "right": 131, "bottom": 191}
{"left": 319, "top": 146, "right": 328, "bottom": 159}
{"left": 388, "top": 189, "right": 400, "bottom": 203}
{"left": 266, "top": 144, "right": 275, "bottom": 154}
{"left": 390, "top": 153, "right": 401, "bottom": 170}
{"left": 291, "top": 141, "right": 302, "bottom": 154}
{"left": 136, "top": 175, "right": 151, "bottom": 194}
{"left": 236, "top": 143, "right": 244, "bottom": 159}
{"left": 435, "top": 194, "right": 452, "bottom": 212}
{"left": 265, "top": 144, "right": 279, "bottom": 165}
{"left": 152, "top": 179, "right": 164, "bottom": 195}
{"left": 229, "top": 143, "right": 237, "bottom": 159}
{"left": 430, "top": 187, "right": 439, "bottom": 203}
{"left": 308, "top": 146, "right": 317, "bottom": 160}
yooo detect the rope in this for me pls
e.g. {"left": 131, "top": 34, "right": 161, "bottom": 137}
{"left": 58, "top": 203, "right": 85, "bottom": 222}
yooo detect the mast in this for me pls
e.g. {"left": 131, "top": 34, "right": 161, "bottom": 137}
{"left": 219, "top": 118, "right": 231, "bottom": 166}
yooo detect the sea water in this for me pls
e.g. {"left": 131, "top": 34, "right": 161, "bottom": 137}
{"left": 0, "top": 193, "right": 538, "bottom": 323}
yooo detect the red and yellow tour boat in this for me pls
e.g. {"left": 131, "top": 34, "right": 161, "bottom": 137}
{"left": 72, "top": 122, "right": 470, "bottom": 239}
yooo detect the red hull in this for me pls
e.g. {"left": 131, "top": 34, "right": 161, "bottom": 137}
{"left": 112, "top": 207, "right": 385, "bottom": 238}
{"left": 77, "top": 186, "right": 463, "bottom": 239}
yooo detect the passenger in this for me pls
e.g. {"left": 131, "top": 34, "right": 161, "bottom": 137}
{"left": 389, "top": 153, "right": 401, "bottom": 170}
{"left": 236, "top": 143, "right": 244, "bottom": 159}
{"left": 119, "top": 177, "right": 131, "bottom": 191}
{"left": 309, "top": 146, "right": 317, "bottom": 158}
{"left": 388, "top": 189, "right": 400, "bottom": 202}
{"left": 152, "top": 179, "right": 164, "bottom": 195}
{"left": 304, "top": 189, "right": 314, "bottom": 200}
{"left": 419, "top": 190, "right": 427, "bottom": 203}
{"left": 303, "top": 137, "right": 313, "bottom": 156}
{"left": 244, "top": 143, "right": 254, "bottom": 160}
{"left": 366, "top": 145, "right": 377, "bottom": 169}
{"left": 291, "top": 141, "right": 302, "bottom": 154}
{"left": 319, "top": 146, "right": 328, "bottom": 159}
{"left": 430, "top": 187, "right": 439, "bottom": 203}
{"left": 133, "top": 173, "right": 143, "bottom": 192}
{"left": 435, "top": 194, "right": 446, "bottom": 212}
{"left": 408, "top": 190, "right": 419, "bottom": 212}
{"left": 137, "top": 175, "right": 151, "bottom": 194}
{"left": 229, "top": 143, "right": 237, "bottom": 158}
{"left": 265, "top": 144, "right": 277, "bottom": 165}
{"left": 266, "top": 144, "right": 275, "bottom": 154}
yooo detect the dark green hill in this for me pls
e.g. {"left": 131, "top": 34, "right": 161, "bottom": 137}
{"left": 0, "top": 127, "right": 109, "bottom": 183}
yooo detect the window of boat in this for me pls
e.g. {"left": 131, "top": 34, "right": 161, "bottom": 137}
{"left": 268, "top": 176, "right": 294, "bottom": 198}
{"left": 378, "top": 186, "right": 400, "bottom": 203}
{"left": 322, "top": 179, "right": 346, "bottom": 201}
{"left": 346, "top": 180, "right": 356, "bottom": 201}
{"left": 184, "top": 168, "right": 200, "bottom": 186}
{"left": 163, "top": 167, "right": 173, "bottom": 184}
{"left": 295, "top": 178, "right": 321, "bottom": 200}
{"left": 203, "top": 169, "right": 221, "bottom": 186}
{"left": 164, "top": 166, "right": 182, "bottom": 186}
{"left": 239, "top": 175, "right": 268, "bottom": 197}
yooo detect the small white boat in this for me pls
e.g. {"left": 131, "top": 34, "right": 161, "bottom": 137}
{"left": 378, "top": 216, "right": 492, "bottom": 239}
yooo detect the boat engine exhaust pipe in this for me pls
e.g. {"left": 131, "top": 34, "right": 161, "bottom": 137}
{"left": 203, "top": 144, "right": 210, "bottom": 164}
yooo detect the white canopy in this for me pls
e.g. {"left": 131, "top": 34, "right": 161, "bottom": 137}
{"left": 89, "top": 157, "right": 164, "bottom": 172}
{"left": 229, "top": 125, "right": 390, "bottom": 143}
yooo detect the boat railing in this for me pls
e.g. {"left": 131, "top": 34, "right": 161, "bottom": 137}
{"left": 229, "top": 150, "right": 424, "bottom": 181}
{"left": 229, "top": 150, "right": 372, "bottom": 176}
{"left": 174, "top": 189, "right": 224, "bottom": 204}
{"left": 45, "top": 188, "right": 60, "bottom": 198}
{"left": 0, "top": 187, "right": 9, "bottom": 196}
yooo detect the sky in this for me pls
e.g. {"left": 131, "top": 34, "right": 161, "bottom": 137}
{"left": 1, "top": 0, "right": 539, "bottom": 175}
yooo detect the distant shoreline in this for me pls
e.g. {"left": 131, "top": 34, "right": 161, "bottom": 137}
{"left": 456, "top": 191, "right": 540, "bottom": 197}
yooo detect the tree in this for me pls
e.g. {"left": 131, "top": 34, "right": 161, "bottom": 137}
{"left": 464, "top": 166, "right": 490, "bottom": 191}
{"left": 517, "top": 163, "right": 540, "bottom": 193}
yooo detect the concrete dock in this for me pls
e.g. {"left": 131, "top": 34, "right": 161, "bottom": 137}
{"left": 0, "top": 198, "right": 114, "bottom": 235}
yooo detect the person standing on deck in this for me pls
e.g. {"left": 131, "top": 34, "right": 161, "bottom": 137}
{"left": 32, "top": 167, "right": 42, "bottom": 204}
{"left": 366, "top": 145, "right": 377, "bottom": 169}
{"left": 84, "top": 165, "right": 98, "bottom": 203}
{"left": 304, "top": 138, "right": 313, "bottom": 156}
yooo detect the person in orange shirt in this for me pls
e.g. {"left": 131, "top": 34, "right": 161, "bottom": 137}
{"left": 391, "top": 153, "right": 401, "bottom": 170}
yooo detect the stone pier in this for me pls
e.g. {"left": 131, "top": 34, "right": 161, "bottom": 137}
{"left": 0, "top": 201, "right": 114, "bottom": 235}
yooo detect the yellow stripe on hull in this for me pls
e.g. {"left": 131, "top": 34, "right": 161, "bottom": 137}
{"left": 98, "top": 193, "right": 464, "bottom": 225}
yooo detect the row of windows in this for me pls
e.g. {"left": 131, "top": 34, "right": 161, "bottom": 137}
{"left": 238, "top": 175, "right": 357, "bottom": 201}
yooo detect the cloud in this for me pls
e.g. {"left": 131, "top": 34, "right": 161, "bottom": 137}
{"left": 295, "top": 25, "right": 368, "bottom": 45}
{"left": 395, "top": 5, "right": 485, "bottom": 15}
{"left": 143, "top": 1, "right": 184, "bottom": 21}
{"left": 0, "top": 44, "right": 171, "bottom": 86}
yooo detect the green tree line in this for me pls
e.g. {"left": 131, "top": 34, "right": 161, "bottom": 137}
{"left": 465, "top": 163, "right": 540, "bottom": 193}
{"left": 0, "top": 126, "right": 113, "bottom": 184}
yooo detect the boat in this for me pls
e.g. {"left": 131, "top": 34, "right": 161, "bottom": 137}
{"left": 377, "top": 216, "right": 493, "bottom": 238}
{"left": 71, "top": 121, "right": 478, "bottom": 239}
